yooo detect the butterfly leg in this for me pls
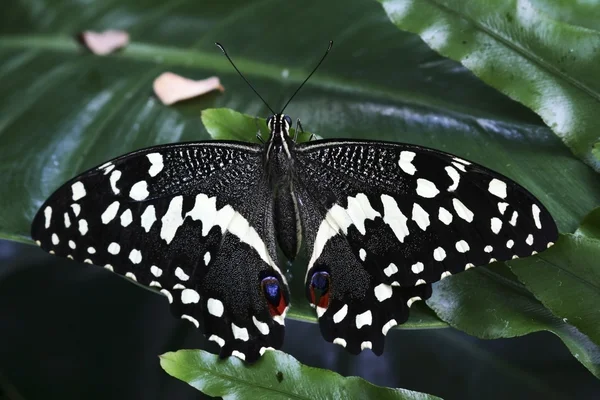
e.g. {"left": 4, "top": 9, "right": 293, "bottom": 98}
{"left": 294, "top": 118, "right": 305, "bottom": 142}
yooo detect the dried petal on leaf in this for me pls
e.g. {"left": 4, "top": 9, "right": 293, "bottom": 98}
{"left": 153, "top": 73, "right": 225, "bottom": 105}
{"left": 80, "top": 30, "right": 130, "bottom": 56}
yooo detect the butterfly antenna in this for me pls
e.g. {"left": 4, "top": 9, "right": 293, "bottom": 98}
{"left": 216, "top": 42, "right": 275, "bottom": 115}
{"left": 280, "top": 40, "right": 333, "bottom": 114}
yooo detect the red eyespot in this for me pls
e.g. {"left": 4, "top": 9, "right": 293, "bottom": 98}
{"left": 261, "top": 277, "right": 287, "bottom": 316}
{"left": 309, "top": 271, "right": 331, "bottom": 309}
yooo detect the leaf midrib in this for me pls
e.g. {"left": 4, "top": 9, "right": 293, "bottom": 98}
{"left": 0, "top": 34, "right": 529, "bottom": 123}
{"left": 424, "top": 0, "right": 600, "bottom": 104}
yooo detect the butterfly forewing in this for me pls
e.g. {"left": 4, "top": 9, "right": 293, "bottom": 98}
{"left": 31, "top": 142, "right": 290, "bottom": 362}
{"left": 294, "top": 139, "right": 558, "bottom": 353}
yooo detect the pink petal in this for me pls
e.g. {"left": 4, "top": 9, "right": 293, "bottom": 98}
{"left": 153, "top": 72, "right": 225, "bottom": 105}
{"left": 81, "top": 30, "right": 130, "bottom": 55}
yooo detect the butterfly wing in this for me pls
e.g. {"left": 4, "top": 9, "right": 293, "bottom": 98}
{"left": 293, "top": 139, "right": 557, "bottom": 354}
{"left": 31, "top": 141, "right": 289, "bottom": 362}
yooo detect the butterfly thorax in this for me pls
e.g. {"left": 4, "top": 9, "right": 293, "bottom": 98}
{"left": 265, "top": 114, "right": 302, "bottom": 261}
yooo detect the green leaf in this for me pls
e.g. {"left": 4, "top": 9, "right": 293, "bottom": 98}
{"left": 160, "top": 349, "right": 441, "bottom": 400}
{"left": 528, "top": 0, "right": 600, "bottom": 31}
{"left": 428, "top": 263, "right": 600, "bottom": 378}
{"left": 508, "top": 212, "right": 600, "bottom": 351}
{"left": 377, "top": 0, "right": 600, "bottom": 172}
{"left": 201, "top": 108, "right": 318, "bottom": 143}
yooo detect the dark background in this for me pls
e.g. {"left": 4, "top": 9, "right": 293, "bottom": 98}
{"left": 1, "top": 239, "right": 598, "bottom": 399}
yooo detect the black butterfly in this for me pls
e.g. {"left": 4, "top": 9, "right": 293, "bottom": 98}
{"left": 31, "top": 42, "right": 558, "bottom": 362}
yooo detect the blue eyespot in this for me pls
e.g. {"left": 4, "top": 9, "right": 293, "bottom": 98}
{"left": 310, "top": 271, "right": 330, "bottom": 293}
{"left": 261, "top": 276, "right": 280, "bottom": 305}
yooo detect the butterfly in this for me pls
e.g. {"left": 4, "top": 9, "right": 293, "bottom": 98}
{"left": 31, "top": 42, "right": 558, "bottom": 362}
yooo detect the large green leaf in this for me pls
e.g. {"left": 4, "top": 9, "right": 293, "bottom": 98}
{"left": 428, "top": 262, "right": 600, "bottom": 378}
{"left": 160, "top": 349, "right": 441, "bottom": 399}
{"left": 2, "top": 0, "right": 600, "bottom": 364}
{"left": 508, "top": 209, "right": 600, "bottom": 350}
{"left": 377, "top": 0, "right": 600, "bottom": 172}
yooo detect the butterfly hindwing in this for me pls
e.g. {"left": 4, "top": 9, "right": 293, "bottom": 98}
{"left": 31, "top": 142, "right": 290, "bottom": 362}
{"left": 294, "top": 139, "right": 557, "bottom": 352}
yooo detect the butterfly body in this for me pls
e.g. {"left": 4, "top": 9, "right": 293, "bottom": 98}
{"left": 31, "top": 111, "right": 558, "bottom": 362}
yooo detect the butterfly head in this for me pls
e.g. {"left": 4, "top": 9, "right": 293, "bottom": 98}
{"left": 266, "top": 114, "right": 292, "bottom": 137}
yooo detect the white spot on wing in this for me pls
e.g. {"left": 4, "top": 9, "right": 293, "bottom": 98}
{"left": 120, "top": 209, "right": 133, "bottom": 227}
{"left": 491, "top": 217, "right": 502, "bottom": 234}
{"left": 361, "top": 341, "right": 372, "bottom": 350}
{"left": 452, "top": 199, "right": 474, "bottom": 222}
{"left": 333, "top": 338, "right": 347, "bottom": 348}
{"left": 416, "top": 178, "right": 439, "bottom": 198}
{"left": 374, "top": 283, "right": 393, "bottom": 302}
{"left": 110, "top": 170, "right": 122, "bottom": 194}
{"left": 146, "top": 153, "right": 164, "bottom": 177}
{"left": 160, "top": 289, "right": 173, "bottom": 303}
{"left": 455, "top": 240, "right": 470, "bottom": 253}
{"left": 438, "top": 207, "right": 453, "bottom": 225}
{"left": 207, "top": 298, "right": 224, "bottom": 317}
{"left": 51, "top": 233, "right": 59, "bottom": 245}
{"left": 208, "top": 334, "right": 225, "bottom": 347}
{"left": 381, "top": 194, "right": 409, "bottom": 243}
{"left": 129, "top": 249, "right": 142, "bottom": 264}
{"left": 64, "top": 212, "right": 71, "bottom": 228}
{"left": 232, "top": 323, "right": 249, "bottom": 341}
{"left": 71, "top": 204, "right": 81, "bottom": 217}
{"left": 488, "top": 179, "right": 507, "bottom": 199}
{"left": 78, "top": 219, "right": 88, "bottom": 235}
{"left": 181, "top": 289, "right": 200, "bottom": 304}
{"left": 204, "top": 252, "right": 211, "bottom": 265}
{"left": 355, "top": 310, "right": 372, "bottom": 329}
{"left": 383, "top": 263, "right": 398, "bottom": 277}
{"left": 125, "top": 272, "right": 137, "bottom": 281}
{"left": 359, "top": 248, "right": 366, "bottom": 261}
{"left": 107, "top": 242, "right": 120, "bottom": 255}
{"left": 101, "top": 201, "right": 120, "bottom": 224}
{"left": 71, "top": 182, "right": 86, "bottom": 201}
{"left": 129, "top": 181, "right": 149, "bottom": 201}
{"left": 231, "top": 350, "right": 246, "bottom": 361}
{"left": 44, "top": 206, "right": 52, "bottom": 229}
{"left": 509, "top": 211, "right": 518, "bottom": 226}
{"left": 253, "top": 316, "right": 270, "bottom": 335}
{"left": 532, "top": 204, "right": 542, "bottom": 229}
{"left": 333, "top": 304, "right": 348, "bottom": 323}
{"left": 181, "top": 314, "right": 199, "bottom": 328}
{"left": 87, "top": 247, "right": 96, "bottom": 254}
{"left": 498, "top": 202, "right": 509, "bottom": 215}
{"left": 433, "top": 247, "right": 446, "bottom": 261}
{"left": 407, "top": 296, "right": 422, "bottom": 307}
{"left": 441, "top": 271, "right": 452, "bottom": 279}
{"left": 150, "top": 265, "right": 162, "bottom": 277}
{"left": 382, "top": 319, "right": 397, "bottom": 335}
{"left": 526, "top": 234, "right": 534, "bottom": 246}
{"left": 412, "top": 203, "right": 430, "bottom": 231}
{"left": 416, "top": 279, "right": 426, "bottom": 285}
{"left": 484, "top": 245, "right": 493, "bottom": 253}
{"left": 69, "top": 240, "right": 76, "bottom": 249}
{"left": 411, "top": 262, "right": 424, "bottom": 274}
{"left": 445, "top": 166, "right": 460, "bottom": 191}
{"left": 175, "top": 267, "right": 189, "bottom": 281}
{"left": 161, "top": 196, "right": 184, "bottom": 244}
{"left": 346, "top": 194, "right": 380, "bottom": 235}
{"left": 141, "top": 205, "right": 156, "bottom": 233}
{"left": 506, "top": 239, "right": 514, "bottom": 249}
{"left": 398, "top": 151, "right": 416, "bottom": 175}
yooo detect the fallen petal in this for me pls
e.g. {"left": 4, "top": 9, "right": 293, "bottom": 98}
{"left": 153, "top": 72, "right": 225, "bottom": 105}
{"left": 80, "top": 30, "right": 130, "bottom": 56}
